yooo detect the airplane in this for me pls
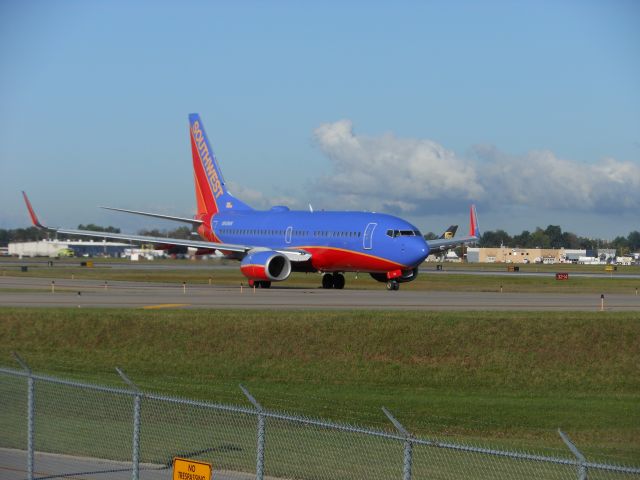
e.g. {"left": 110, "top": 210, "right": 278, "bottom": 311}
{"left": 23, "top": 113, "right": 480, "bottom": 291}
{"left": 438, "top": 225, "right": 459, "bottom": 241}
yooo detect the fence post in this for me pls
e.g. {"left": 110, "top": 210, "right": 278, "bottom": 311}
{"left": 240, "top": 385, "right": 266, "bottom": 480}
{"left": 117, "top": 368, "right": 142, "bottom": 480}
{"left": 383, "top": 407, "right": 413, "bottom": 480}
{"left": 13, "top": 353, "right": 34, "bottom": 480}
{"left": 559, "top": 429, "right": 588, "bottom": 480}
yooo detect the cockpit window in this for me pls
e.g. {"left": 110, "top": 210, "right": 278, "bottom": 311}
{"left": 387, "top": 229, "right": 422, "bottom": 238}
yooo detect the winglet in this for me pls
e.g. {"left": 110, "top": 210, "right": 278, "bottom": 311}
{"left": 22, "top": 191, "right": 46, "bottom": 229}
{"left": 469, "top": 204, "right": 480, "bottom": 238}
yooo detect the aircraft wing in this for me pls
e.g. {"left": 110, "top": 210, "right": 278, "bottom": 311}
{"left": 426, "top": 235, "right": 478, "bottom": 252}
{"left": 22, "top": 192, "right": 311, "bottom": 260}
{"left": 44, "top": 226, "right": 249, "bottom": 253}
{"left": 426, "top": 205, "right": 480, "bottom": 252}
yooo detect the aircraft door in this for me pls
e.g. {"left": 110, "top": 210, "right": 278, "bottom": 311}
{"left": 363, "top": 222, "right": 377, "bottom": 250}
{"left": 285, "top": 226, "right": 292, "bottom": 244}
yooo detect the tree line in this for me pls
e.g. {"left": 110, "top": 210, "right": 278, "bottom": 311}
{"left": 473, "top": 225, "right": 640, "bottom": 256}
{"left": 2, "top": 224, "right": 638, "bottom": 255}
{"left": 0, "top": 224, "right": 122, "bottom": 245}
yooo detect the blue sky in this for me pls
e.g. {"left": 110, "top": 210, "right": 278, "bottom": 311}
{"left": 1, "top": 0, "right": 638, "bottom": 238}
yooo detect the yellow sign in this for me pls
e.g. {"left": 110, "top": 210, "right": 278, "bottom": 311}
{"left": 172, "top": 458, "right": 212, "bottom": 480}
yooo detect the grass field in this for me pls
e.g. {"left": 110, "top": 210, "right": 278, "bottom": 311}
{"left": 1, "top": 308, "right": 638, "bottom": 466}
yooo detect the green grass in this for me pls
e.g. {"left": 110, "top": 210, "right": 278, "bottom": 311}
{"left": 1, "top": 308, "right": 638, "bottom": 467}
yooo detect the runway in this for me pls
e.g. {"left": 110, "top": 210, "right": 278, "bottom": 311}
{"left": 1, "top": 277, "right": 638, "bottom": 311}
{"left": 0, "top": 448, "right": 248, "bottom": 480}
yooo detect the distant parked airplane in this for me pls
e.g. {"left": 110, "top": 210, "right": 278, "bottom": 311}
{"left": 23, "top": 114, "right": 479, "bottom": 290}
{"left": 439, "top": 225, "right": 459, "bottom": 241}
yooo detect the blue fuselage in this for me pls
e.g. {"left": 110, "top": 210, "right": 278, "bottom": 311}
{"left": 210, "top": 208, "right": 430, "bottom": 273}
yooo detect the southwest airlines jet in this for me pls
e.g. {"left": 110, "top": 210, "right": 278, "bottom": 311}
{"left": 23, "top": 114, "right": 479, "bottom": 290}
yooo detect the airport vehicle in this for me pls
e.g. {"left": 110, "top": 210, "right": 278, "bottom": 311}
{"left": 57, "top": 248, "right": 74, "bottom": 258}
{"left": 23, "top": 114, "right": 479, "bottom": 290}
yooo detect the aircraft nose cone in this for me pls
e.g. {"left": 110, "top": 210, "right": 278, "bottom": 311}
{"left": 406, "top": 238, "right": 429, "bottom": 265}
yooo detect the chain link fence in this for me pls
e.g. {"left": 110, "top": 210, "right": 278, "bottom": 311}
{"left": 1, "top": 362, "right": 639, "bottom": 480}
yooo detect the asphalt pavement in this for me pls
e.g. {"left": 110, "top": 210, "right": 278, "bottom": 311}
{"left": 0, "top": 277, "right": 638, "bottom": 311}
{"left": 0, "top": 448, "right": 254, "bottom": 480}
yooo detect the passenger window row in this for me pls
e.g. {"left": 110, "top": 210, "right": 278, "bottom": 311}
{"left": 217, "top": 229, "right": 362, "bottom": 238}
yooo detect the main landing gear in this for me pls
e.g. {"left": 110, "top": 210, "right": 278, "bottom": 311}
{"left": 322, "top": 273, "right": 345, "bottom": 289}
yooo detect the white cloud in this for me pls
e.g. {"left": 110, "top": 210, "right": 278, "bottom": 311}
{"left": 475, "top": 146, "right": 640, "bottom": 212}
{"left": 311, "top": 120, "right": 640, "bottom": 214}
{"left": 227, "top": 182, "right": 302, "bottom": 210}
{"left": 312, "top": 119, "right": 484, "bottom": 211}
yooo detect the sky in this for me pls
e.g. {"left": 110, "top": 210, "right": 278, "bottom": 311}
{"left": 1, "top": 0, "right": 639, "bottom": 239}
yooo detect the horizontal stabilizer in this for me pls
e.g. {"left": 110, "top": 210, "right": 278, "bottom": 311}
{"left": 100, "top": 206, "right": 203, "bottom": 227}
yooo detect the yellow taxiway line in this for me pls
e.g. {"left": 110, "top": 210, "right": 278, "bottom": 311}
{"left": 142, "top": 303, "right": 190, "bottom": 310}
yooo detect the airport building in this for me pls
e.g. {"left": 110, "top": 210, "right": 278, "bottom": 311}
{"left": 8, "top": 239, "right": 130, "bottom": 258}
{"left": 465, "top": 247, "right": 619, "bottom": 264}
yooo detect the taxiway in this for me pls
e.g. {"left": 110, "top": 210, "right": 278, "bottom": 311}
{"left": 0, "top": 277, "right": 637, "bottom": 311}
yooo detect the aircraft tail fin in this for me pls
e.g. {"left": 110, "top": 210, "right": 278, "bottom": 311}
{"left": 189, "top": 113, "right": 252, "bottom": 218}
{"left": 469, "top": 204, "right": 480, "bottom": 238}
{"left": 439, "top": 225, "right": 458, "bottom": 240}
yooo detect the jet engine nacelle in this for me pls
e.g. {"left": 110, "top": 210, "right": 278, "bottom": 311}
{"left": 240, "top": 250, "right": 292, "bottom": 282}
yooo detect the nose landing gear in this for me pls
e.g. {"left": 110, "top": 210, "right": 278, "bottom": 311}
{"left": 386, "top": 280, "right": 400, "bottom": 291}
